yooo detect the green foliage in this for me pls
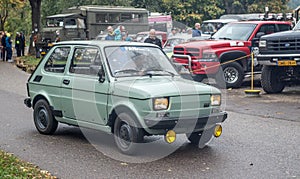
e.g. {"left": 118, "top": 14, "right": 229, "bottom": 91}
{"left": 0, "top": 150, "right": 56, "bottom": 178}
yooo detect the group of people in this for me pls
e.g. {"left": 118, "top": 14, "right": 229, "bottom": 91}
{"left": 105, "top": 25, "right": 132, "bottom": 41}
{"left": 105, "top": 26, "right": 163, "bottom": 48}
{"left": 0, "top": 31, "right": 25, "bottom": 63}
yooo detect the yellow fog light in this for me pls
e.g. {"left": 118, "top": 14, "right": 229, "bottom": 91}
{"left": 165, "top": 130, "right": 176, "bottom": 143}
{"left": 214, "top": 125, "right": 222, "bottom": 138}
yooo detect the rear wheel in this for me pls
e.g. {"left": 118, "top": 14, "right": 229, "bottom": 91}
{"left": 33, "top": 99, "right": 58, "bottom": 135}
{"left": 261, "top": 65, "right": 285, "bottom": 93}
{"left": 114, "top": 112, "right": 144, "bottom": 155}
{"left": 215, "top": 62, "right": 244, "bottom": 88}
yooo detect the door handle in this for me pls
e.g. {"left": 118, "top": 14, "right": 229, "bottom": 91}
{"left": 63, "top": 79, "right": 70, "bottom": 85}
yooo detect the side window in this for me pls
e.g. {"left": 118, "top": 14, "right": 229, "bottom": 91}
{"left": 257, "top": 24, "right": 276, "bottom": 35}
{"left": 69, "top": 47, "right": 101, "bottom": 76}
{"left": 277, "top": 24, "right": 291, "bottom": 32}
{"left": 44, "top": 47, "right": 70, "bottom": 73}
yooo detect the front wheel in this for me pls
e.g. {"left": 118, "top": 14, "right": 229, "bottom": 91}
{"left": 261, "top": 65, "right": 285, "bottom": 93}
{"left": 33, "top": 99, "right": 58, "bottom": 135}
{"left": 215, "top": 62, "right": 244, "bottom": 88}
{"left": 186, "top": 127, "right": 214, "bottom": 148}
{"left": 114, "top": 112, "right": 144, "bottom": 155}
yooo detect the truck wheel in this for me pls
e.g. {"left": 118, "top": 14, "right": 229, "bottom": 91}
{"left": 114, "top": 112, "right": 144, "bottom": 155}
{"left": 186, "top": 127, "right": 214, "bottom": 148}
{"left": 33, "top": 99, "right": 58, "bottom": 135}
{"left": 215, "top": 62, "right": 244, "bottom": 88}
{"left": 261, "top": 66, "right": 285, "bottom": 93}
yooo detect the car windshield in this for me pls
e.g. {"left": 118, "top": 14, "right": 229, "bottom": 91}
{"left": 212, "top": 23, "right": 257, "bottom": 41}
{"left": 105, "top": 46, "right": 179, "bottom": 77}
{"left": 164, "top": 38, "right": 186, "bottom": 48}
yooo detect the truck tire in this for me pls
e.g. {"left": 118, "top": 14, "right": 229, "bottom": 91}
{"left": 261, "top": 66, "right": 285, "bottom": 93}
{"left": 215, "top": 62, "right": 244, "bottom": 88}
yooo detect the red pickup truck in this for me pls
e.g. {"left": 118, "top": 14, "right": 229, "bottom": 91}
{"left": 173, "top": 21, "right": 292, "bottom": 88}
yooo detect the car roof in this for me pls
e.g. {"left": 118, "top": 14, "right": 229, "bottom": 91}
{"left": 137, "top": 31, "right": 167, "bottom": 35}
{"left": 54, "top": 40, "right": 159, "bottom": 48}
{"left": 229, "top": 21, "right": 292, "bottom": 25}
{"left": 203, "top": 19, "right": 238, "bottom": 23}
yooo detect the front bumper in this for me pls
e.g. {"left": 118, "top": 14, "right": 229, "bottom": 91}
{"left": 144, "top": 112, "right": 227, "bottom": 133}
{"left": 24, "top": 98, "right": 32, "bottom": 108}
{"left": 257, "top": 53, "right": 300, "bottom": 65}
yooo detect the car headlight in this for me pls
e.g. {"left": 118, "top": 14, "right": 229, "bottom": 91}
{"left": 259, "top": 40, "right": 267, "bottom": 48}
{"left": 211, "top": 95, "right": 221, "bottom": 106}
{"left": 198, "top": 52, "right": 218, "bottom": 62}
{"left": 153, "top": 98, "right": 169, "bottom": 110}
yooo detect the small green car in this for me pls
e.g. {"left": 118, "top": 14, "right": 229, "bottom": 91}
{"left": 24, "top": 41, "right": 227, "bottom": 154}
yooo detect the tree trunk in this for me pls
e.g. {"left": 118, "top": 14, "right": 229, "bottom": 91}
{"left": 28, "top": 0, "right": 42, "bottom": 55}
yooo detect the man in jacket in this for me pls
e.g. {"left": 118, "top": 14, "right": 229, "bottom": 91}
{"left": 144, "top": 29, "right": 162, "bottom": 48}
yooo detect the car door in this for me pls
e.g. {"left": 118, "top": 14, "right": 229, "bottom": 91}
{"left": 61, "top": 45, "right": 109, "bottom": 125}
{"left": 41, "top": 46, "right": 70, "bottom": 111}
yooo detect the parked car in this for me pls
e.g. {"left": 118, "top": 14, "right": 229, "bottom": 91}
{"left": 163, "top": 34, "right": 191, "bottom": 57}
{"left": 24, "top": 41, "right": 227, "bottom": 154}
{"left": 135, "top": 31, "right": 167, "bottom": 45}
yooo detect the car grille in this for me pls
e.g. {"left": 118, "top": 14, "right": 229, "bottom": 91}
{"left": 267, "top": 38, "right": 300, "bottom": 51}
{"left": 173, "top": 47, "right": 200, "bottom": 57}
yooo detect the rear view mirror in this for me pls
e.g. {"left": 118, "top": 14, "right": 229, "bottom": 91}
{"left": 90, "top": 65, "right": 105, "bottom": 83}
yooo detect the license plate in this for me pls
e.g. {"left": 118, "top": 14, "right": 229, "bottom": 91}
{"left": 277, "top": 60, "right": 297, "bottom": 66}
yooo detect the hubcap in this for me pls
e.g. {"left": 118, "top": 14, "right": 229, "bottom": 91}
{"left": 224, "top": 67, "right": 239, "bottom": 84}
{"left": 36, "top": 107, "right": 49, "bottom": 130}
{"left": 118, "top": 123, "right": 132, "bottom": 149}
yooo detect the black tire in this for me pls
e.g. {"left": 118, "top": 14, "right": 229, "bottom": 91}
{"left": 186, "top": 127, "right": 214, "bottom": 148}
{"left": 192, "top": 74, "right": 206, "bottom": 82}
{"left": 114, "top": 112, "right": 144, "bottom": 155}
{"left": 261, "top": 65, "right": 285, "bottom": 93}
{"left": 33, "top": 99, "right": 58, "bottom": 135}
{"left": 215, "top": 62, "right": 244, "bottom": 88}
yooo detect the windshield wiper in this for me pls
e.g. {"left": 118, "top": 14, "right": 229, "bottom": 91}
{"left": 218, "top": 37, "right": 232, "bottom": 40}
{"left": 144, "top": 69, "right": 175, "bottom": 77}
{"left": 114, "top": 69, "right": 141, "bottom": 76}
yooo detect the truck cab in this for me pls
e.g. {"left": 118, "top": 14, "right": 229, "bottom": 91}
{"left": 173, "top": 21, "right": 292, "bottom": 88}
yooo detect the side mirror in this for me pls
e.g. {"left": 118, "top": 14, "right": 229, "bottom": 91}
{"left": 255, "top": 32, "right": 265, "bottom": 38}
{"left": 90, "top": 65, "right": 105, "bottom": 83}
{"left": 97, "top": 65, "right": 105, "bottom": 83}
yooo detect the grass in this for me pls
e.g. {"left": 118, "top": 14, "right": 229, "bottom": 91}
{"left": 19, "top": 55, "right": 41, "bottom": 67}
{"left": 0, "top": 150, "right": 56, "bottom": 179}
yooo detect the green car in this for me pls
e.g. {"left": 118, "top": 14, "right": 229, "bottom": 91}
{"left": 24, "top": 41, "right": 227, "bottom": 154}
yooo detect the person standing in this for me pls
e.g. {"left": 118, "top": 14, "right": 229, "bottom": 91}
{"left": 1, "top": 31, "right": 6, "bottom": 61}
{"left": 20, "top": 32, "right": 26, "bottom": 56}
{"left": 15, "top": 32, "right": 21, "bottom": 57}
{"left": 192, "top": 23, "right": 202, "bottom": 37}
{"left": 144, "top": 29, "right": 162, "bottom": 48}
{"left": 105, "top": 26, "right": 115, "bottom": 40}
{"left": 5, "top": 33, "right": 13, "bottom": 62}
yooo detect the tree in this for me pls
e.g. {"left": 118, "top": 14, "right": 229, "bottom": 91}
{"left": 0, "top": 0, "right": 26, "bottom": 31}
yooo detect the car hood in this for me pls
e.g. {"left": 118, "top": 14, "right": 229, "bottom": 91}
{"left": 177, "top": 39, "right": 251, "bottom": 49}
{"left": 111, "top": 76, "right": 220, "bottom": 99}
{"left": 261, "top": 30, "right": 300, "bottom": 40}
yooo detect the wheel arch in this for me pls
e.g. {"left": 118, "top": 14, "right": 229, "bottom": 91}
{"left": 219, "top": 50, "right": 248, "bottom": 70}
{"left": 32, "top": 94, "right": 50, "bottom": 108}
{"left": 108, "top": 105, "right": 143, "bottom": 134}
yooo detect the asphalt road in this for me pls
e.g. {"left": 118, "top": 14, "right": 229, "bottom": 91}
{"left": 0, "top": 61, "right": 299, "bottom": 178}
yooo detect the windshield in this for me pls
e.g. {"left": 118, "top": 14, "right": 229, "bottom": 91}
{"left": 212, "top": 23, "right": 257, "bottom": 41}
{"left": 105, "top": 46, "right": 179, "bottom": 77}
{"left": 164, "top": 38, "right": 186, "bottom": 48}
{"left": 293, "top": 21, "right": 300, "bottom": 30}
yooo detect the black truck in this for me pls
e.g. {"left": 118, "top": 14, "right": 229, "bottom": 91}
{"left": 257, "top": 8, "right": 300, "bottom": 93}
